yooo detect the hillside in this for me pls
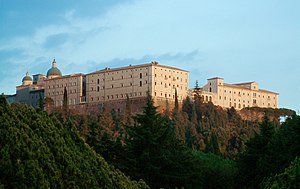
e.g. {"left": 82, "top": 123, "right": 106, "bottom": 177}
{"left": 0, "top": 96, "right": 148, "bottom": 189}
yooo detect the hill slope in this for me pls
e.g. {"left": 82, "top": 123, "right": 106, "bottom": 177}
{"left": 0, "top": 97, "right": 148, "bottom": 189}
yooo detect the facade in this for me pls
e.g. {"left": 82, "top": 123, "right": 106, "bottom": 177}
{"left": 43, "top": 60, "right": 189, "bottom": 113}
{"left": 83, "top": 61, "right": 189, "bottom": 112}
{"left": 44, "top": 74, "right": 84, "bottom": 107}
{"left": 13, "top": 71, "right": 45, "bottom": 108}
{"left": 9, "top": 58, "right": 279, "bottom": 112}
{"left": 201, "top": 77, "right": 278, "bottom": 110}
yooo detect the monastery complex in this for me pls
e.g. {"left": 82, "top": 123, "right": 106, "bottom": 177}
{"left": 5, "top": 59, "right": 278, "bottom": 113}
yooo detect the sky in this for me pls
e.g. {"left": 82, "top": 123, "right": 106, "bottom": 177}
{"left": 0, "top": 0, "right": 299, "bottom": 112}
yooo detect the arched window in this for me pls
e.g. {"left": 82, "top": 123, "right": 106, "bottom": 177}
{"left": 209, "top": 87, "right": 212, "bottom": 92}
{"left": 209, "top": 96, "right": 212, "bottom": 102}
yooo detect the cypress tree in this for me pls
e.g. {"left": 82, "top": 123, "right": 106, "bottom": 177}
{"left": 62, "top": 87, "right": 68, "bottom": 116}
{"left": 174, "top": 88, "right": 179, "bottom": 113}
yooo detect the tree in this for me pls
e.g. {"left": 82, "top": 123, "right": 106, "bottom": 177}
{"left": 236, "top": 117, "right": 276, "bottom": 188}
{"left": 38, "top": 94, "right": 44, "bottom": 110}
{"left": 0, "top": 96, "right": 149, "bottom": 189}
{"left": 261, "top": 157, "right": 300, "bottom": 189}
{"left": 182, "top": 96, "right": 193, "bottom": 120}
{"left": 62, "top": 87, "right": 68, "bottom": 117}
{"left": 174, "top": 88, "right": 179, "bottom": 113}
{"left": 123, "top": 94, "right": 202, "bottom": 188}
{"left": 124, "top": 94, "right": 132, "bottom": 126}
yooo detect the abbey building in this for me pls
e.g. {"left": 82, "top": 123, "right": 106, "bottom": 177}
{"left": 5, "top": 59, "right": 278, "bottom": 112}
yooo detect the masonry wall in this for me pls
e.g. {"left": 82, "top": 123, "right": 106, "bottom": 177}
{"left": 202, "top": 78, "right": 278, "bottom": 110}
{"left": 44, "top": 74, "right": 83, "bottom": 107}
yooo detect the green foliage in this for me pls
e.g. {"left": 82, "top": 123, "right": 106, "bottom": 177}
{"left": 192, "top": 151, "right": 237, "bottom": 189}
{"left": 236, "top": 115, "right": 300, "bottom": 189}
{"left": 123, "top": 96, "right": 198, "bottom": 188}
{"left": 261, "top": 157, "right": 300, "bottom": 189}
{"left": 0, "top": 96, "right": 149, "bottom": 189}
{"left": 119, "top": 95, "right": 237, "bottom": 189}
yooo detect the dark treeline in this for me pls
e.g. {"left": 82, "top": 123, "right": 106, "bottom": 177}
{"left": 62, "top": 91, "right": 298, "bottom": 189}
{"left": 0, "top": 96, "right": 148, "bottom": 189}
{"left": 1, "top": 92, "right": 299, "bottom": 189}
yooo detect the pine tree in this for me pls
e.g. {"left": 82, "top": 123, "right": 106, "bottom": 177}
{"left": 237, "top": 116, "right": 276, "bottom": 188}
{"left": 124, "top": 93, "right": 201, "bottom": 188}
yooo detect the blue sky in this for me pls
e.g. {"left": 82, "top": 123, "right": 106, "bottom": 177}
{"left": 0, "top": 0, "right": 299, "bottom": 112}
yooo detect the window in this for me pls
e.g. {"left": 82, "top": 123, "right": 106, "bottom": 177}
{"left": 209, "top": 87, "right": 212, "bottom": 92}
{"left": 253, "top": 99, "right": 257, "bottom": 104}
{"left": 97, "top": 86, "right": 100, "bottom": 92}
{"left": 140, "top": 73, "right": 142, "bottom": 78}
{"left": 97, "top": 79, "right": 100, "bottom": 84}
{"left": 112, "top": 84, "right": 114, "bottom": 88}
{"left": 140, "top": 81, "right": 142, "bottom": 87}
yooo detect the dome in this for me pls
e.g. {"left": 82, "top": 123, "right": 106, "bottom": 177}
{"left": 22, "top": 72, "right": 32, "bottom": 82}
{"left": 47, "top": 59, "right": 62, "bottom": 78}
{"left": 22, "top": 72, "right": 33, "bottom": 86}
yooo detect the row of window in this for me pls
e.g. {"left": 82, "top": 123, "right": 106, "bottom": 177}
{"left": 90, "top": 80, "right": 148, "bottom": 92}
{"left": 90, "top": 92, "right": 147, "bottom": 101}
{"left": 47, "top": 89, "right": 77, "bottom": 96}
{"left": 154, "top": 67, "right": 188, "bottom": 75}
{"left": 221, "top": 90, "right": 275, "bottom": 99}
{"left": 55, "top": 99, "right": 77, "bottom": 106}
{"left": 91, "top": 73, "right": 148, "bottom": 83}
{"left": 229, "top": 101, "right": 275, "bottom": 109}
{"left": 48, "top": 82, "right": 77, "bottom": 89}
{"left": 154, "top": 92, "right": 184, "bottom": 100}
{"left": 154, "top": 74, "right": 187, "bottom": 82}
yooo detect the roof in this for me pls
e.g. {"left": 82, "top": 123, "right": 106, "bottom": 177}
{"left": 207, "top": 77, "right": 224, "bottom": 80}
{"left": 234, "top": 81, "right": 256, "bottom": 85}
{"left": 45, "top": 73, "right": 84, "bottom": 81}
{"left": 222, "top": 83, "right": 278, "bottom": 94}
{"left": 47, "top": 67, "right": 62, "bottom": 77}
{"left": 87, "top": 62, "right": 189, "bottom": 76}
{"left": 22, "top": 72, "right": 32, "bottom": 82}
